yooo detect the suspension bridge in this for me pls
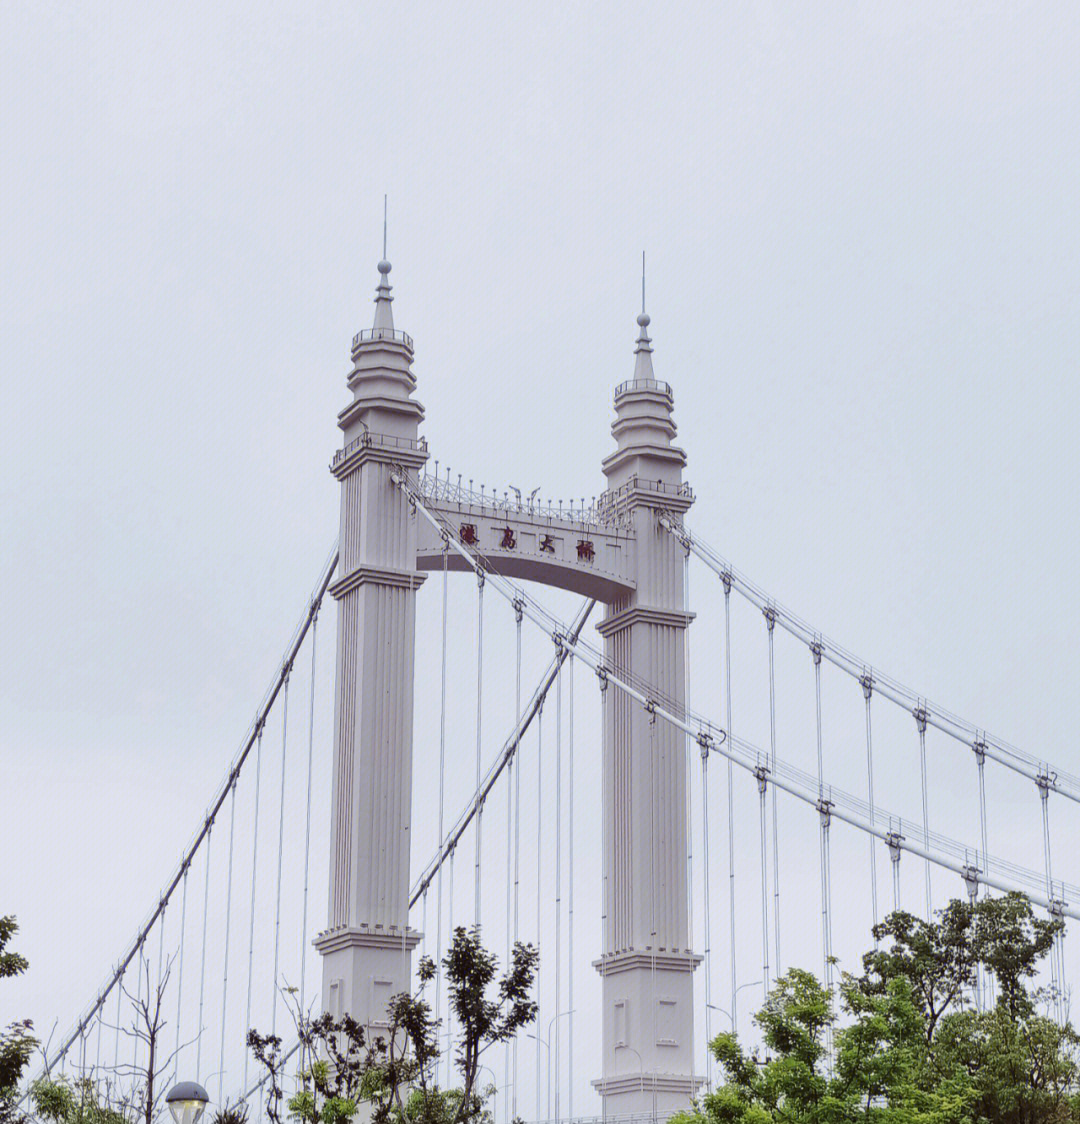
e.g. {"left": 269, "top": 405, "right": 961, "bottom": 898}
{"left": 31, "top": 250, "right": 1078, "bottom": 1124}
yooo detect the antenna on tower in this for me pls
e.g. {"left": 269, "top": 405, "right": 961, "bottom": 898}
{"left": 642, "top": 251, "right": 646, "bottom": 313}
{"left": 383, "top": 194, "right": 388, "bottom": 260}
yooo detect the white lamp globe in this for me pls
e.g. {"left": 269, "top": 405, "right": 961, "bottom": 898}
{"left": 166, "top": 1082, "right": 210, "bottom": 1124}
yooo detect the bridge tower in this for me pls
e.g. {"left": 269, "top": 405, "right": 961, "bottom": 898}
{"left": 594, "top": 310, "right": 701, "bottom": 1114}
{"left": 317, "top": 254, "right": 701, "bottom": 1110}
{"left": 314, "top": 255, "right": 428, "bottom": 1030}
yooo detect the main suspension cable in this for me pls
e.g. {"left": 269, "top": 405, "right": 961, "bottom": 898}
{"left": 661, "top": 516, "right": 1080, "bottom": 802}
{"left": 32, "top": 547, "right": 337, "bottom": 1085}
{"left": 396, "top": 477, "right": 1080, "bottom": 920}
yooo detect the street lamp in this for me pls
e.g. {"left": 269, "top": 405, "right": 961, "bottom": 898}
{"left": 526, "top": 1010, "right": 574, "bottom": 1124}
{"left": 708, "top": 980, "right": 764, "bottom": 1030}
{"left": 166, "top": 1082, "right": 209, "bottom": 1124}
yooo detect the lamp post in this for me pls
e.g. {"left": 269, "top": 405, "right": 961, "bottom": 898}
{"left": 708, "top": 979, "right": 764, "bottom": 1033}
{"left": 615, "top": 1044, "right": 653, "bottom": 1124}
{"left": 166, "top": 1082, "right": 209, "bottom": 1124}
{"left": 526, "top": 1010, "right": 574, "bottom": 1124}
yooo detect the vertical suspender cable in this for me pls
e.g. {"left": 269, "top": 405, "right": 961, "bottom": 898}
{"left": 915, "top": 706, "right": 932, "bottom": 918}
{"left": 134, "top": 945, "right": 143, "bottom": 1076}
{"left": 765, "top": 610, "right": 781, "bottom": 979}
{"left": 446, "top": 849, "right": 455, "bottom": 1089}
{"left": 475, "top": 571, "right": 485, "bottom": 926}
{"left": 173, "top": 868, "right": 188, "bottom": 1085}
{"left": 1037, "top": 776, "right": 1063, "bottom": 1024}
{"left": 512, "top": 601, "right": 523, "bottom": 1121}
{"left": 862, "top": 677, "right": 879, "bottom": 936}
{"left": 757, "top": 768, "right": 769, "bottom": 994}
{"left": 299, "top": 611, "right": 319, "bottom": 1015}
{"left": 974, "top": 740, "right": 995, "bottom": 1007}
{"left": 271, "top": 675, "right": 291, "bottom": 1035}
{"left": 535, "top": 705, "right": 543, "bottom": 1124}
{"left": 891, "top": 818, "right": 902, "bottom": 911}
{"left": 722, "top": 578, "right": 737, "bottom": 1033}
{"left": 435, "top": 543, "right": 449, "bottom": 1057}
{"left": 94, "top": 995, "right": 102, "bottom": 1074}
{"left": 599, "top": 667, "right": 609, "bottom": 1124}
{"left": 504, "top": 630, "right": 515, "bottom": 1124}
{"left": 683, "top": 553, "right": 694, "bottom": 1075}
{"left": 157, "top": 905, "right": 166, "bottom": 1003}
{"left": 242, "top": 731, "right": 263, "bottom": 1097}
{"left": 648, "top": 708, "right": 658, "bottom": 1124}
{"left": 196, "top": 826, "right": 213, "bottom": 1076}
{"left": 567, "top": 654, "right": 574, "bottom": 1124}
{"left": 113, "top": 963, "right": 122, "bottom": 1072}
{"left": 812, "top": 643, "right": 833, "bottom": 1064}
{"left": 218, "top": 781, "right": 237, "bottom": 1106}
{"left": 700, "top": 747, "right": 713, "bottom": 1088}
{"left": 554, "top": 656, "right": 563, "bottom": 1124}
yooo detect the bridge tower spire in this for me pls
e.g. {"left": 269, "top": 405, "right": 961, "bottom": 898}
{"left": 595, "top": 299, "right": 702, "bottom": 1114}
{"left": 315, "top": 245, "right": 427, "bottom": 1029}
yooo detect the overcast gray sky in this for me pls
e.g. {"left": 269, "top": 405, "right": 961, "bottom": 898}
{"left": 2, "top": 0, "right": 1078, "bottom": 1108}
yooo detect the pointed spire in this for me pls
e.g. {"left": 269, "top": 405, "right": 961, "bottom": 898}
{"left": 373, "top": 195, "right": 394, "bottom": 330}
{"left": 631, "top": 251, "right": 655, "bottom": 380}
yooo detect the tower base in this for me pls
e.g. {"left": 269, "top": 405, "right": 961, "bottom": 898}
{"left": 315, "top": 926, "right": 421, "bottom": 1031}
{"left": 591, "top": 1073, "right": 705, "bottom": 1121}
{"left": 593, "top": 950, "right": 704, "bottom": 1118}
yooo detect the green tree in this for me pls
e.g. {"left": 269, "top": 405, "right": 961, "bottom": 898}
{"left": 1, "top": 916, "right": 37, "bottom": 1124}
{"left": 250, "top": 925, "right": 537, "bottom": 1124}
{"left": 671, "top": 895, "right": 1078, "bottom": 1124}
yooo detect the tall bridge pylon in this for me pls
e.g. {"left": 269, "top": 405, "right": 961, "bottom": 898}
{"left": 318, "top": 256, "right": 703, "bottom": 1114}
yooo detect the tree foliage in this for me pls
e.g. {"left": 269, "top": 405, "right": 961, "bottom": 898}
{"left": 1, "top": 917, "right": 37, "bottom": 1124}
{"left": 672, "top": 894, "right": 1077, "bottom": 1124}
{"left": 249, "top": 925, "right": 537, "bottom": 1124}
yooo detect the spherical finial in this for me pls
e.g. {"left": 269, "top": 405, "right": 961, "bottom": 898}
{"left": 637, "top": 312, "right": 650, "bottom": 328}
{"left": 378, "top": 260, "right": 392, "bottom": 275}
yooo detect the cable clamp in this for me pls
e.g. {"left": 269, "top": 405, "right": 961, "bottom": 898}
{"left": 552, "top": 631, "right": 564, "bottom": 653}
{"left": 886, "top": 831, "right": 904, "bottom": 862}
{"left": 1036, "top": 771, "right": 1054, "bottom": 798}
{"left": 441, "top": 529, "right": 451, "bottom": 549}
{"left": 596, "top": 665, "right": 609, "bottom": 693}
{"left": 1048, "top": 897, "right": 1066, "bottom": 920}
{"left": 720, "top": 570, "right": 733, "bottom": 595}
{"left": 644, "top": 698, "right": 657, "bottom": 722}
{"left": 762, "top": 605, "right": 776, "bottom": 632}
{"left": 810, "top": 640, "right": 823, "bottom": 666}
{"left": 816, "top": 796, "right": 833, "bottom": 825}
{"left": 754, "top": 764, "right": 769, "bottom": 794}
{"left": 696, "top": 731, "right": 713, "bottom": 759}
{"left": 512, "top": 596, "right": 525, "bottom": 625}
{"left": 860, "top": 672, "right": 873, "bottom": 700}
{"left": 913, "top": 705, "right": 928, "bottom": 734}
{"left": 961, "top": 864, "right": 981, "bottom": 901}
{"left": 972, "top": 738, "right": 987, "bottom": 764}
{"left": 476, "top": 567, "right": 486, "bottom": 590}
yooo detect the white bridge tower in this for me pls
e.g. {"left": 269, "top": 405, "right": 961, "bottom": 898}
{"left": 317, "top": 253, "right": 702, "bottom": 1111}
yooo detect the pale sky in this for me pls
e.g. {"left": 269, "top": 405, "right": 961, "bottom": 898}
{"left": 2, "top": 0, "right": 1078, "bottom": 1111}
